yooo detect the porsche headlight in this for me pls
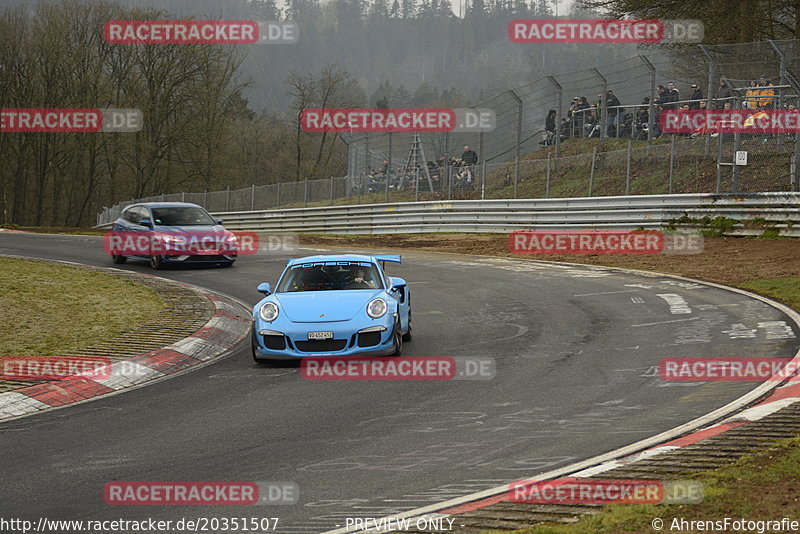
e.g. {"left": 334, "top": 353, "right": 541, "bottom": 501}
{"left": 259, "top": 302, "right": 279, "bottom": 322}
{"left": 367, "top": 298, "right": 387, "bottom": 319}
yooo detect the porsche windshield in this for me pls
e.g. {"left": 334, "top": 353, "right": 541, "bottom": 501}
{"left": 277, "top": 262, "right": 383, "bottom": 292}
{"left": 151, "top": 207, "right": 216, "bottom": 226}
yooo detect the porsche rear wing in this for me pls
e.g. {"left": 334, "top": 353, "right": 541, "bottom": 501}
{"left": 374, "top": 255, "right": 401, "bottom": 264}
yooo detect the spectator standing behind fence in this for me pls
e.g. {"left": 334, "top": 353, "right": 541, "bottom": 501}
{"left": 605, "top": 89, "right": 621, "bottom": 136}
{"left": 666, "top": 82, "right": 680, "bottom": 109}
{"left": 632, "top": 96, "right": 649, "bottom": 140}
{"left": 653, "top": 84, "right": 670, "bottom": 137}
{"left": 542, "top": 109, "right": 557, "bottom": 145}
{"left": 716, "top": 78, "right": 733, "bottom": 108}
{"left": 757, "top": 75, "right": 775, "bottom": 108}
{"left": 689, "top": 84, "right": 703, "bottom": 109}
{"left": 745, "top": 80, "right": 759, "bottom": 109}
{"left": 461, "top": 145, "right": 478, "bottom": 165}
{"left": 574, "top": 96, "right": 590, "bottom": 138}
{"left": 568, "top": 97, "right": 580, "bottom": 137}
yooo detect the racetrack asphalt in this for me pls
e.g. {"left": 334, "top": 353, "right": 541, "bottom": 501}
{"left": 0, "top": 232, "right": 797, "bottom": 533}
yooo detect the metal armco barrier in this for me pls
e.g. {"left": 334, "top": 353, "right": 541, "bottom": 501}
{"left": 197, "top": 193, "right": 800, "bottom": 235}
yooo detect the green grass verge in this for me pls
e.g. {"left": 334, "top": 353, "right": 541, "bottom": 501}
{"left": 0, "top": 257, "right": 163, "bottom": 356}
{"left": 484, "top": 276, "right": 800, "bottom": 533}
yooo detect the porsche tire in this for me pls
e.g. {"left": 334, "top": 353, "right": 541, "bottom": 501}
{"left": 150, "top": 255, "right": 164, "bottom": 270}
{"left": 402, "top": 312, "right": 413, "bottom": 342}
{"left": 392, "top": 319, "right": 403, "bottom": 356}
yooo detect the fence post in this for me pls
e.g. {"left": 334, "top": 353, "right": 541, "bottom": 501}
{"left": 589, "top": 147, "right": 597, "bottom": 197}
{"left": 715, "top": 126, "right": 724, "bottom": 193}
{"left": 640, "top": 55, "right": 656, "bottom": 151}
{"left": 276, "top": 182, "right": 281, "bottom": 208}
{"left": 769, "top": 40, "right": 786, "bottom": 108}
{"left": 250, "top": 184, "right": 255, "bottom": 210}
{"left": 477, "top": 122, "right": 485, "bottom": 199}
{"left": 415, "top": 167, "right": 420, "bottom": 202}
{"left": 593, "top": 68, "right": 607, "bottom": 140}
{"left": 668, "top": 135, "right": 676, "bottom": 194}
{"left": 226, "top": 187, "right": 230, "bottom": 211}
{"left": 509, "top": 89, "right": 523, "bottom": 198}
{"left": 626, "top": 139, "right": 632, "bottom": 195}
{"left": 204, "top": 190, "right": 208, "bottom": 208}
{"left": 181, "top": 192, "right": 185, "bottom": 202}
{"left": 545, "top": 153, "right": 551, "bottom": 198}
{"left": 481, "top": 160, "right": 487, "bottom": 199}
{"left": 447, "top": 163, "right": 452, "bottom": 200}
{"left": 364, "top": 133, "right": 369, "bottom": 178}
{"left": 547, "top": 76, "right": 563, "bottom": 159}
{"left": 303, "top": 178, "right": 309, "bottom": 207}
{"left": 385, "top": 132, "right": 391, "bottom": 203}
{"left": 699, "top": 45, "right": 716, "bottom": 156}
{"left": 330, "top": 177, "right": 334, "bottom": 206}
{"left": 791, "top": 133, "right": 800, "bottom": 191}
{"left": 731, "top": 131, "right": 741, "bottom": 193}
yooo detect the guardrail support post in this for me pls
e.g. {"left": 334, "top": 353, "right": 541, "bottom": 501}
{"left": 509, "top": 89, "right": 523, "bottom": 198}
{"left": 589, "top": 146, "right": 597, "bottom": 197}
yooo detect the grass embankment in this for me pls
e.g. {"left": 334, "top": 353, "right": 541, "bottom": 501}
{"left": 0, "top": 257, "right": 162, "bottom": 356}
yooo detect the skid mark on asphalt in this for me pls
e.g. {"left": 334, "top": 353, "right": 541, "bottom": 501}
{"left": 208, "top": 369, "right": 297, "bottom": 379}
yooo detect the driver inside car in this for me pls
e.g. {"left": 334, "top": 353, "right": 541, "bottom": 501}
{"left": 350, "top": 267, "right": 377, "bottom": 289}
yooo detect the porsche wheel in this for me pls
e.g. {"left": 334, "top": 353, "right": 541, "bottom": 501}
{"left": 392, "top": 319, "right": 403, "bottom": 356}
{"left": 402, "top": 312, "right": 413, "bottom": 342}
{"left": 111, "top": 255, "right": 127, "bottom": 264}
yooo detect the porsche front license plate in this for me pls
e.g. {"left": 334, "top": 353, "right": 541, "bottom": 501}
{"left": 308, "top": 331, "right": 333, "bottom": 340}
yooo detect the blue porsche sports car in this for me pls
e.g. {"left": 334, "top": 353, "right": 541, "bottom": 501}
{"left": 251, "top": 254, "right": 412, "bottom": 361}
